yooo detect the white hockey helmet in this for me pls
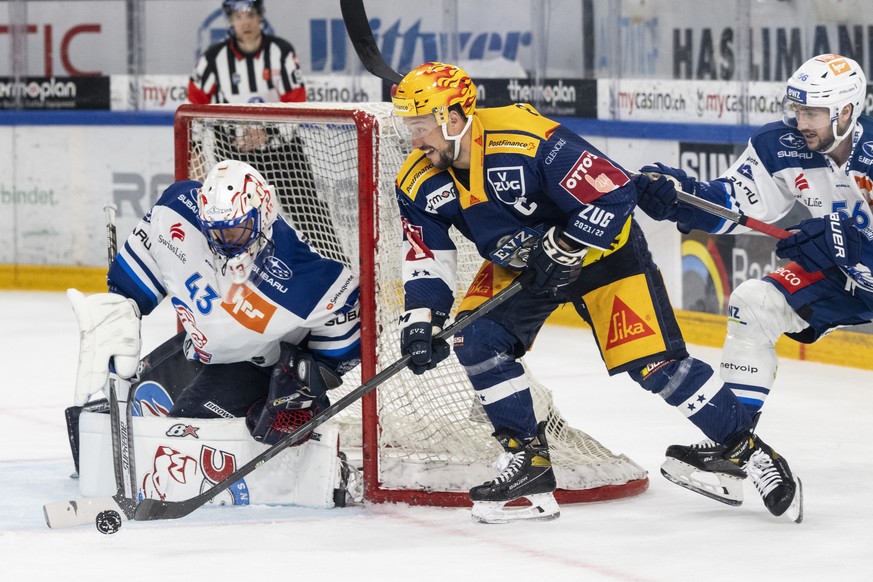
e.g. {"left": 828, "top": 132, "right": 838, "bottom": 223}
{"left": 197, "top": 159, "right": 278, "bottom": 282}
{"left": 783, "top": 54, "right": 867, "bottom": 150}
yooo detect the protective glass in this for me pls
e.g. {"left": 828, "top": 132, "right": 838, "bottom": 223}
{"left": 782, "top": 97, "right": 833, "bottom": 130}
{"left": 392, "top": 111, "right": 439, "bottom": 146}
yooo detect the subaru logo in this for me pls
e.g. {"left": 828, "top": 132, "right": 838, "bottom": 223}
{"left": 779, "top": 133, "right": 806, "bottom": 150}
{"left": 264, "top": 256, "right": 292, "bottom": 280}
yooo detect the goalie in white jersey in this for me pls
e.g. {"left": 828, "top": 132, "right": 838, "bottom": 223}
{"left": 70, "top": 160, "right": 361, "bottom": 448}
{"left": 635, "top": 53, "right": 873, "bottom": 519}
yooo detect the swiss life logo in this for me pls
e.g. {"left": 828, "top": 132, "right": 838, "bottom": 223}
{"left": 170, "top": 223, "right": 185, "bottom": 241}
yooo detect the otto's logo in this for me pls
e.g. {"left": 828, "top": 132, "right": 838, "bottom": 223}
{"left": 170, "top": 223, "right": 185, "bottom": 241}
{"left": 264, "top": 256, "right": 292, "bottom": 280}
{"left": 779, "top": 133, "right": 806, "bottom": 150}
{"left": 560, "top": 151, "right": 629, "bottom": 204}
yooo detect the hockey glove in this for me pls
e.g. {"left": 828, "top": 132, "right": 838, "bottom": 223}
{"left": 246, "top": 342, "right": 341, "bottom": 446}
{"left": 67, "top": 289, "right": 142, "bottom": 406}
{"left": 520, "top": 226, "right": 587, "bottom": 296}
{"left": 633, "top": 167, "right": 681, "bottom": 222}
{"left": 399, "top": 308, "right": 451, "bottom": 375}
{"left": 776, "top": 213, "right": 863, "bottom": 273}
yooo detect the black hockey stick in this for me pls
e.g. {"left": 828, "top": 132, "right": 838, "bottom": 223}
{"left": 43, "top": 204, "right": 138, "bottom": 529}
{"left": 340, "top": 0, "right": 403, "bottom": 84}
{"left": 134, "top": 278, "right": 524, "bottom": 521}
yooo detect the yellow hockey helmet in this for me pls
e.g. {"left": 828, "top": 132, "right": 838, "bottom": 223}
{"left": 392, "top": 62, "right": 476, "bottom": 125}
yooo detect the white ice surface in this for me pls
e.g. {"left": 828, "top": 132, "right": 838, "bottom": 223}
{"left": 1, "top": 290, "right": 871, "bottom": 581}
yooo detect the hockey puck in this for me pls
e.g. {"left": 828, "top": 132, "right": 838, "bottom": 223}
{"left": 95, "top": 510, "right": 122, "bottom": 535}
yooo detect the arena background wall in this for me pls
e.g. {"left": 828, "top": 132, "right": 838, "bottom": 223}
{"left": 3, "top": 0, "right": 873, "bottom": 370}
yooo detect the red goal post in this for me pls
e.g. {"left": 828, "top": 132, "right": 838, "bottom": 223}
{"left": 174, "top": 102, "right": 649, "bottom": 507}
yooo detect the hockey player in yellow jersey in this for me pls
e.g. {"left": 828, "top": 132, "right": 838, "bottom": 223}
{"left": 391, "top": 62, "right": 802, "bottom": 524}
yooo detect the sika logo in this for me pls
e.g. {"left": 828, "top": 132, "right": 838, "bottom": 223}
{"left": 170, "top": 222, "right": 185, "bottom": 241}
{"left": 605, "top": 296, "right": 655, "bottom": 349}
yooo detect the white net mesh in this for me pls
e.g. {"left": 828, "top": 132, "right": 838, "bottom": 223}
{"left": 180, "top": 102, "right": 647, "bottom": 502}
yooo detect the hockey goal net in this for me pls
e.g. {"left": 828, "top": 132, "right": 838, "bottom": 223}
{"left": 174, "top": 102, "right": 648, "bottom": 506}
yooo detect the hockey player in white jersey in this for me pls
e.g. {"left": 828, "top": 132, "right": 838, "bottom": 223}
{"left": 635, "top": 53, "right": 873, "bottom": 520}
{"left": 69, "top": 160, "right": 361, "bottom": 449}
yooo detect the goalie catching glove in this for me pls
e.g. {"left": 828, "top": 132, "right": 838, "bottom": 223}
{"left": 520, "top": 226, "right": 586, "bottom": 296}
{"left": 67, "top": 289, "right": 142, "bottom": 406}
{"left": 246, "top": 342, "right": 343, "bottom": 446}
{"left": 399, "top": 308, "right": 450, "bottom": 375}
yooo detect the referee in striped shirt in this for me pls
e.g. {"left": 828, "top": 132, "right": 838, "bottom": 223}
{"left": 188, "top": 0, "right": 306, "bottom": 106}
{"left": 187, "top": 0, "right": 342, "bottom": 259}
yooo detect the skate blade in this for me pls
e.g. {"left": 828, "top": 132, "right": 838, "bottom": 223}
{"left": 471, "top": 493, "right": 560, "bottom": 524}
{"left": 778, "top": 476, "right": 804, "bottom": 524}
{"left": 661, "top": 458, "right": 744, "bottom": 506}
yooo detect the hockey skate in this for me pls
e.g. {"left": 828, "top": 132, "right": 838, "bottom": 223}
{"left": 745, "top": 441, "right": 803, "bottom": 523}
{"left": 660, "top": 439, "right": 746, "bottom": 506}
{"left": 661, "top": 433, "right": 803, "bottom": 523}
{"left": 469, "top": 422, "right": 560, "bottom": 524}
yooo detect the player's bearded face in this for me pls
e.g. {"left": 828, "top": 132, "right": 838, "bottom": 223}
{"left": 792, "top": 105, "right": 837, "bottom": 152}
{"left": 403, "top": 115, "right": 454, "bottom": 170}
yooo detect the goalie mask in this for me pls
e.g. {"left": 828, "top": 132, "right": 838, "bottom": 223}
{"left": 197, "top": 160, "right": 278, "bottom": 288}
{"left": 782, "top": 54, "right": 867, "bottom": 154}
{"left": 392, "top": 62, "right": 477, "bottom": 161}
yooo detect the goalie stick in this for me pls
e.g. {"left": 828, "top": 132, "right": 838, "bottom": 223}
{"left": 43, "top": 204, "right": 139, "bottom": 529}
{"left": 134, "top": 278, "right": 524, "bottom": 521}
{"left": 340, "top": 0, "right": 403, "bottom": 84}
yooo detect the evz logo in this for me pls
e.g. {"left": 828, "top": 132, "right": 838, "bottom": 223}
{"left": 785, "top": 87, "right": 806, "bottom": 103}
{"left": 487, "top": 166, "right": 536, "bottom": 215}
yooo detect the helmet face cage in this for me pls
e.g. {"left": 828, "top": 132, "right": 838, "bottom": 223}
{"left": 201, "top": 207, "right": 261, "bottom": 258}
{"left": 392, "top": 62, "right": 476, "bottom": 125}
{"left": 782, "top": 54, "right": 867, "bottom": 129}
{"left": 197, "top": 160, "right": 276, "bottom": 259}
